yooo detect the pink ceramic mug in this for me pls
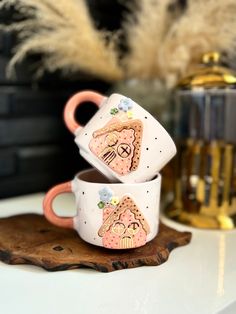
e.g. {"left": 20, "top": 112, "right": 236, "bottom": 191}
{"left": 43, "top": 168, "right": 161, "bottom": 250}
{"left": 64, "top": 90, "right": 176, "bottom": 183}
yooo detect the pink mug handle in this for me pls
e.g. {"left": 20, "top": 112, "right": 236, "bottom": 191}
{"left": 63, "top": 90, "right": 105, "bottom": 134}
{"left": 43, "top": 181, "right": 74, "bottom": 229}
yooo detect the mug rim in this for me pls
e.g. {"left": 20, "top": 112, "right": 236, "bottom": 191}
{"left": 74, "top": 168, "right": 161, "bottom": 187}
{"left": 106, "top": 94, "right": 176, "bottom": 154}
{"left": 71, "top": 91, "right": 176, "bottom": 184}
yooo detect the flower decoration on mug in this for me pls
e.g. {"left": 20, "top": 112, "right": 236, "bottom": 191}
{"left": 110, "top": 107, "right": 119, "bottom": 115}
{"left": 99, "top": 187, "right": 113, "bottom": 202}
{"left": 127, "top": 110, "right": 133, "bottom": 119}
{"left": 111, "top": 196, "right": 120, "bottom": 206}
{"left": 109, "top": 97, "right": 134, "bottom": 119}
{"left": 118, "top": 98, "right": 133, "bottom": 112}
{"left": 97, "top": 187, "right": 119, "bottom": 208}
{"left": 97, "top": 201, "right": 105, "bottom": 209}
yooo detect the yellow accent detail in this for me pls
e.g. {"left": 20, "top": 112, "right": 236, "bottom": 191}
{"left": 111, "top": 196, "right": 120, "bottom": 206}
{"left": 112, "top": 222, "right": 125, "bottom": 235}
{"left": 120, "top": 237, "right": 133, "bottom": 249}
{"left": 105, "top": 132, "right": 118, "bottom": 147}
{"left": 127, "top": 111, "right": 133, "bottom": 119}
{"left": 127, "top": 222, "right": 140, "bottom": 235}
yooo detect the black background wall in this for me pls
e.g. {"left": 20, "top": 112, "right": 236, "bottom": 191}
{"left": 0, "top": 0, "right": 187, "bottom": 198}
{"left": 0, "top": 0, "right": 127, "bottom": 198}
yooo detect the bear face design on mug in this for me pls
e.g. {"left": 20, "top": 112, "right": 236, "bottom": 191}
{"left": 64, "top": 91, "right": 176, "bottom": 183}
{"left": 43, "top": 169, "right": 161, "bottom": 249}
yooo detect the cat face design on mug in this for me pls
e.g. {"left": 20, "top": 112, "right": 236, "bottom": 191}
{"left": 89, "top": 97, "right": 143, "bottom": 176}
{"left": 97, "top": 186, "right": 150, "bottom": 249}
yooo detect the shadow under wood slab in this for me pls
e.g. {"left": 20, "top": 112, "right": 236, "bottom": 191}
{"left": 0, "top": 214, "right": 191, "bottom": 272}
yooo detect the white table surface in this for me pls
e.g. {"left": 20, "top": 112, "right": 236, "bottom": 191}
{"left": 0, "top": 193, "right": 235, "bottom": 314}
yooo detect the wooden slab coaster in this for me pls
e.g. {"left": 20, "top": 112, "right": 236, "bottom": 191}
{"left": 0, "top": 214, "right": 191, "bottom": 272}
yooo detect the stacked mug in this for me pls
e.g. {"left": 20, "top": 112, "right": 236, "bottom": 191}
{"left": 43, "top": 91, "right": 176, "bottom": 249}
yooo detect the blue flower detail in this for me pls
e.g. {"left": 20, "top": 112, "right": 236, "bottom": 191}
{"left": 99, "top": 187, "right": 113, "bottom": 202}
{"left": 118, "top": 98, "right": 133, "bottom": 112}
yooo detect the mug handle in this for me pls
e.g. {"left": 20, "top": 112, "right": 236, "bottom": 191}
{"left": 43, "top": 181, "right": 74, "bottom": 229}
{"left": 63, "top": 90, "right": 105, "bottom": 134}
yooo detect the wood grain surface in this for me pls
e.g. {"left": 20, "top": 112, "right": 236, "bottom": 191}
{"left": 0, "top": 214, "right": 191, "bottom": 272}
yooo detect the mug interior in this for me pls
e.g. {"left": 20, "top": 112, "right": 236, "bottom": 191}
{"left": 77, "top": 168, "right": 158, "bottom": 184}
{"left": 78, "top": 168, "right": 111, "bottom": 184}
{"left": 74, "top": 168, "right": 161, "bottom": 249}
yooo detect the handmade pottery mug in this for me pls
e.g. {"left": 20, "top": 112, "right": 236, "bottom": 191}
{"left": 43, "top": 168, "right": 161, "bottom": 249}
{"left": 64, "top": 91, "right": 176, "bottom": 183}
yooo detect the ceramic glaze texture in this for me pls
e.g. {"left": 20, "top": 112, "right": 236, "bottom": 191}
{"left": 70, "top": 93, "right": 176, "bottom": 183}
{"left": 72, "top": 169, "right": 161, "bottom": 249}
{"left": 98, "top": 193, "right": 150, "bottom": 249}
{"left": 89, "top": 117, "right": 143, "bottom": 175}
{"left": 89, "top": 98, "right": 142, "bottom": 176}
{"left": 102, "top": 209, "right": 147, "bottom": 249}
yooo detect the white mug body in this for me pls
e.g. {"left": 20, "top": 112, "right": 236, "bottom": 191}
{"left": 72, "top": 169, "right": 161, "bottom": 249}
{"left": 43, "top": 168, "right": 162, "bottom": 250}
{"left": 65, "top": 92, "right": 176, "bottom": 183}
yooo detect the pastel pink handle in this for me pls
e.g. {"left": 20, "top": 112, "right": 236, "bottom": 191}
{"left": 63, "top": 90, "right": 105, "bottom": 134}
{"left": 43, "top": 181, "right": 74, "bottom": 229}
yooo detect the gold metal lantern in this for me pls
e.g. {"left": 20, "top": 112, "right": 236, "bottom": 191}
{"left": 165, "top": 52, "right": 236, "bottom": 230}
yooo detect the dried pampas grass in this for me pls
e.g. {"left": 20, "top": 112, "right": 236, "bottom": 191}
{"left": 124, "top": 0, "right": 236, "bottom": 86}
{"left": 0, "top": 0, "right": 123, "bottom": 81}
{"left": 1, "top": 0, "right": 236, "bottom": 86}
{"left": 122, "top": 0, "right": 181, "bottom": 80}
